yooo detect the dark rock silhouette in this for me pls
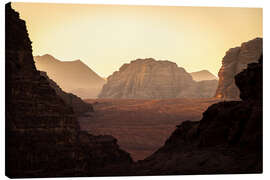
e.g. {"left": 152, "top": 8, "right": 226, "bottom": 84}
{"left": 134, "top": 55, "right": 262, "bottom": 175}
{"left": 5, "top": 2, "right": 262, "bottom": 177}
{"left": 190, "top": 70, "right": 218, "bottom": 81}
{"left": 99, "top": 58, "right": 218, "bottom": 99}
{"left": 215, "top": 38, "right": 262, "bottom": 99}
{"left": 40, "top": 71, "right": 93, "bottom": 115}
{"left": 5, "top": 3, "right": 132, "bottom": 178}
{"left": 34, "top": 54, "right": 106, "bottom": 99}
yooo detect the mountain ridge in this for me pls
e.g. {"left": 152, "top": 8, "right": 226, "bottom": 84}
{"left": 190, "top": 70, "right": 218, "bottom": 81}
{"left": 99, "top": 58, "right": 218, "bottom": 99}
{"left": 34, "top": 54, "right": 106, "bottom": 98}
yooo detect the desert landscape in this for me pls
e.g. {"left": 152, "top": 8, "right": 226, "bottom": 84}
{"left": 80, "top": 98, "right": 220, "bottom": 160}
{"left": 6, "top": 2, "right": 263, "bottom": 178}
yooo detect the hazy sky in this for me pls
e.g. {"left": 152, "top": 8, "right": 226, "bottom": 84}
{"left": 12, "top": 2, "right": 262, "bottom": 78}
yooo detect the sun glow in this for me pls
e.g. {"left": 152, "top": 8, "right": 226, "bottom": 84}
{"left": 12, "top": 3, "right": 262, "bottom": 77}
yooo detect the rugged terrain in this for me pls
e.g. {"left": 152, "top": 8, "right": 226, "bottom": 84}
{"left": 190, "top": 70, "right": 218, "bottom": 81}
{"left": 99, "top": 58, "right": 218, "bottom": 99}
{"left": 6, "top": 3, "right": 132, "bottom": 178}
{"left": 6, "top": 2, "right": 262, "bottom": 177}
{"left": 40, "top": 71, "right": 93, "bottom": 115}
{"left": 215, "top": 38, "right": 262, "bottom": 99}
{"left": 80, "top": 98, "right": 219, "bottom": 160}
{"left": 133, "top": 55, "right": 262, "bottom": 175}
{"left": 34, "top": 54, "right": 106, "bottom": 99}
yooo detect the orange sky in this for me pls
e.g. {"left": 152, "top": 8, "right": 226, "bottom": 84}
{"left": 12, "top": 2, "right": 262, "bottom": 77}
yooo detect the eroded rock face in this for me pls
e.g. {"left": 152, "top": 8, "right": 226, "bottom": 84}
{"left": 5, "top": 3, "right": 132, "bottom": 178}
{"left": 40, "top": 71, "right": 93, "bottom": 115}
{"left": 99, "top": 58, "right": 218, "bottom": 99}
{"left": 134, "top": 55, "right": 262, "bottom": 175}
{"left": 215, "top": 38, "right": 262, "bottom": 99}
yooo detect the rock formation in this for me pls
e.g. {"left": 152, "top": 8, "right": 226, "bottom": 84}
{"left": 190, "top": 70, "right": 218, "bottom": 81}
{"left": 34, "top": 54, "right": 106, "bottom": 99}
{"left": 40, "top": 71, "right": 93, "bottom": 115}
{"left": 215, "top": 38, "right": 262, "bottom": 99}
{"left": 99, "top": 58, "right": 218, "bottom": 99}
{"left": 134, "top": 55, "right": 262, "bottom": 175}
{"left": 5, "top": 3, "right": 132, "bottom": 178}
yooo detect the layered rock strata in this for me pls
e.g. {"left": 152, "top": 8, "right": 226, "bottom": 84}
{"left": 215, "top": 38, "right": 262, "bottom": 99}
{"left": 5, "top": 3, "right": 132, "bottom": 178}
{"left": 99, "top": 58, "right": 218, "bottom": 99}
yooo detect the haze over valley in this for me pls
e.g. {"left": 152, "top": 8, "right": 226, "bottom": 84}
{"left": 7, "top": 2, "right": 263, "bottom": 177}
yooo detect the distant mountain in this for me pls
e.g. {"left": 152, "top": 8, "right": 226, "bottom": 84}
{"left": 190, "top": 70, "right": 218, "bottom": 81}
{"left": 99, "top": 58, "right": 218, "bottom": 99}
{"left": 40, "top": 71, "right": 93, "bottom": 114}
{"left": 34, "top": 54, "right": 106, "bottom": 99}
{"left": 215, "top": 38, "right": 262, "bottom": 99}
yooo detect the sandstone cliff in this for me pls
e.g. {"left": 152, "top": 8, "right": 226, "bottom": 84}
{"left": 190, "top": 70, "right": 218, "bottom": 81}
{"left": 6, "top": 3, "right": 132, "bottom": 178}
{"left": 99, "top": 58, "right": 218, "bottom": 99}
{"left": 40, "top": 71, "right": 93, "bottom": 115}
{"left": 34, "top": 54, "right": 106, "bottom": 99}
{"left": 215, "top": 38, "right": 262, "bottom": 99}
{"left": 134, "top": 55, "right": 262, "bottom": 175}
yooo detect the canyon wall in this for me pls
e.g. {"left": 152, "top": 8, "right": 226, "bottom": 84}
{"left": 6, "top": 3, "right": 132, "bottom": 177}
{"left": 135, "top": 55, "right": 262, "bottom": 175}
{"left": 215, "top": 38, "right": 262, "bottom": 99}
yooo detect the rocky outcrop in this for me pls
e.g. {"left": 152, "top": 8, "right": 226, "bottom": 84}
{"left": 134, "top": 55, "right": 262, "bottom": 175}
{"left": 215, "top": 38, "right": 262, "bottom": 99}
{"left": 5, "top": 3, "right": 132, "bottom": 178}
{"left": 99, "top": 58, "right": 218, "bottom": 99}
{"left": 40, "top": 71, "right": 93, "bottom": 115}
{"left": 34, "top": 54, "right": 106, "bottom": 99}
{"left": 190, "top": 70, "right": 218, "bottom": 81}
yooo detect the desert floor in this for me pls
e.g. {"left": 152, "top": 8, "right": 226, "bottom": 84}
{"left": 79, "top": 98, "right": 220, "bottom": 161}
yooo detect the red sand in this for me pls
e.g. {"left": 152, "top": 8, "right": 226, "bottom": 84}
{"left": 79, "top": 98, "right": 219, "bottom": 161}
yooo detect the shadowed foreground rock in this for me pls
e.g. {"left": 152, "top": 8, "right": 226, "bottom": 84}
{"left": 40, "top": 71, "right": 93, "bottom": 115}
{"left": 5, "top": 2, "right": 262, "bottom": 177}
{"left": 5, "top": 3, "right": 132, "bottom": 178}
{"left": 134, "top": 55, "right": 262, "bottom": 175}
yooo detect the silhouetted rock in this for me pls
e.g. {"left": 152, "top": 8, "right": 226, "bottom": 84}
{"left": 190, "top": 70, "right": 218, "bottom": 81}
{"left": 215, "top": 38, "right": 262, "bottom": 99}
{"left": 134, "top": 55, "right": 262, "bottom": 175}
{"left": 34, "top": 54, "right": 106, "bottom": 99}
{"left": 99, "top": 58, "right": 218, "bottom": 99}
{"left": 5, "top": 3, "right": 132, "bottom": 178}
{"left": 235, "top": 55, "right": 262, "bottom": 101}
{"left": 40, "top": 71, "right": 93, "bottom": 115}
